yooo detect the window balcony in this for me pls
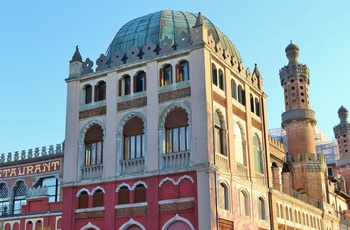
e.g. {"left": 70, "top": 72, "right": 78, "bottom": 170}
{"left": 81, "top": 164, "right": 103, "bottom": 180}
{"left": 236, "top": 163, "right": 248, "bottom": 179}
{"left": 162, "top": 151, "right": 191, "bottom": 170}
{"left": 215, "top": 154, "right": 229, "bottom": 171}
{"left": 120, "top": 158, "right": 145, "bottom": 175}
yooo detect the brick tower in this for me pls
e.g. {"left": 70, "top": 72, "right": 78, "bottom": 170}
{"left": 280, "top": 42, "right": 327, "bottom": 202}
{"left": 334, "top": 106, "right": 350, "bottom": 192}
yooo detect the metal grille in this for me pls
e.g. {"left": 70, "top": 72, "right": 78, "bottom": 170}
{"left": 0, "top": 184, "right": 8, "bottom": 198}
{"left": 14, "top": 181, "right": 27, "bottom": 196}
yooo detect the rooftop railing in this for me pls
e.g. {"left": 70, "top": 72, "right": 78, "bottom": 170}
{"left": 0, "top": 144, "right": 63, "bottom": 164}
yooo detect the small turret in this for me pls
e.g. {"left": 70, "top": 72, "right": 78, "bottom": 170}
{"left": 69, "top": 46, "right": 83, "bottom": 78}
{"left": 192, "top": 12, "right": 208, "bottom": 45}
{"left": 338, "top": 105, "right": 349, "bottom": 125}
{"left": 285, "top": 41, "right": 299, "bottom": 66}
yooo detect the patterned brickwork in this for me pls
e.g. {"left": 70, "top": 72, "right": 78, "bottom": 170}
{"left": 117, "top": 97, "right": 147, "bottom": 111}
{"left": 115, "top": 205, "right": 147, "bottom": 217}
{"left": 159, "top": 87, "right": 191, "bottom": 103}
{"left": 159, "top": 201, "right": 195, "bottom": 213}
{"left": 218, "top": 218, "right": 234, "bottom": 230}
{"left": 252, "top": 117, "right": 262, "bottom": 131}
{"left": 213, "top": 91, "right": 226, "bottom": 107}
{"left": 232, "top": 104, "right": 246, "bottom": 120}
{"left": 75, "top": 210, "right": 105, "bottom": 220}
{"left": 80, "top": 74, "right": 107, "bottom": 83}
{"left": 79, "top": 106, "right": 106, "bottom": 119}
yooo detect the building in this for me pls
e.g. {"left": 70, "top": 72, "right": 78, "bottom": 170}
{"left": 1, "top": 9, "right": 350, "bottom": 230}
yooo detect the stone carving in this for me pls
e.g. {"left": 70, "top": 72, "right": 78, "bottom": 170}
{"left": 159, "top": 36, "right": 174, "bottom": 54}
{"left": 7, "top": 152, "right": 11, "bottom": 162}
{"left": 126, "top": 45, "right": 140, "bottom": 63}
{"left": 223, "top": 50, "right": 232, "bottom": 66}
{"left": 14, "top": 151, "right": 19, "bottom": 160}
{"left": 96, "top": 54, "right": 108, "bottom": 71}
{"left": 21, "top": 150, "right": 26, "bottom": 160}
{"left": 215, "top": 41, "right": 224, "bottom": 58}
{"left": 56, "top": 144, "right": 62, "bottom": 154}
{"left": 207, "top": 34, "right": 216, "bottom": 51}
{"left": 110, "top": 50, "right": 124, "bottom": 67}
{"left": 82, "top": 58, "right": 94, "bottom": 74}
{"left": 176, "top": 31, "right": 191, "bottom": 49}
{"left": 41, "top": 146, "right": 47, "bottom": 156}
{"left": 142, "top": 41, "right": 157, "bottom": 59}
{"left": 0, "top": 154, "right": 4, "bottom": 163}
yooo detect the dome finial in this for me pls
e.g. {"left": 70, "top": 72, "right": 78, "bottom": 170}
{"left": 338, "top": 105, "right": 349, "bottom": 124}
{"left": 71, "top": 45, "right": 82, "bottom": 62}
{"left": 285, "top": 41, "right": 299, "bottom": 65}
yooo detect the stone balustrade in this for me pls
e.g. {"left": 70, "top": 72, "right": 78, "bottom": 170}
{"left": 81, "top": 164, "right": 103, "bottom": 180}
{"left": 0, "top": 144, "right": 63, "bottom": 164}
{"left": 27, "top": 187, "right": 49, "bottom": 198}
{"left": 162, "top": 151, "right": 191, "bottom": 170}
{"left": 215, "top": 154, "right": 229, "bottom": 171}
{"left": 120, "top": 158, "right": 145, "bottom": 175}
{"left": 236, "top": 163, "right": 248, "bottom": 179}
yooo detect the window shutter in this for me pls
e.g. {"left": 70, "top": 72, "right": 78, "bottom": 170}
{"left": 164, "top": 107, "right": 188, "bottom": 127}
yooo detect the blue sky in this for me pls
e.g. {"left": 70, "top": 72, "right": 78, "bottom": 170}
{"left": 0, "top": 1, "right": 349, "bottom": 153}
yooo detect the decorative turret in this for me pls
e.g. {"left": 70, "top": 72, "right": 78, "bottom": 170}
{"left": 69, "top": 46, "right": 83, "bottom": 78}
{"left": 192, "top": 12, "right": 208, "bottom": 45}
{"left": 279, "top": 42, "right": 326, "bottom": 203}
{"left": 334, "top": 106, "right": 350, "bottom": 160}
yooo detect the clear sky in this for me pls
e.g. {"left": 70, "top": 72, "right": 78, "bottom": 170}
{"left": 0, "top": 1, "right": 349, "bottom": 154}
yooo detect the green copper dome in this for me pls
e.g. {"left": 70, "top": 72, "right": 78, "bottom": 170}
{"left": 106, "top": 10, "right": 241, "bottom": 61}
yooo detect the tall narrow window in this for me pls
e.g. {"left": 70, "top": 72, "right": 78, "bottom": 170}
{"left": 218, "top": 69, "right": 224, "bottom": 90}
{"left": 212, "top": 64, "right": 218, "bottom": 86}
{"left": 0, "top": 183, "right": 9, "bottom": 216}
{"left": 78, "top": 191, "right": 89, "bottom": 209}
{"left": 164, "top": 107, "right": 189, "bottom": 153}
{"left": 250, "top": 94, "right": 254, "bottom": 113}
{"left": 253, "top": 135, "right": 264, "bottom": 173}
{"left": 84, "top": 84, "right": 92, "bottom": 104}
{"left": 231, "top": 79, "right": 237, "bottom": 100}
{"left": 134, "top": 184, "right": 146, "bottom": 203}
{"left": 118, "top": 186, "right": 129, "bottom": 204}
{"left": 95, "top": 81, "right": 106, "bottom": 102}
{"left": 119, "top": 75, "right": 131, "bottom": 96}
{"left": 35, "top": 177, "right": 60, "bottom": 202}
{"left": 84, "top": 124, "right": 104, "bottom": 166}
{"left": 134, "top": 71, "right": 146, "bottom": 92}
{"left": 176, "top": 61, "right": 189, "bottom": 82}
{"left": 237, "top": 85, "right": 246, "bottom": 105}
{"left": 160, "top": 64, "right": 172, "bottom": 86}
{"left": 93, "top": 189, "right": 104, "bottom": 207}
{"left": 258, "top": 197, "right": 266, "bottom": 220}
{"left": 234, "top": 124, "right": 246, "bottom": 165}
{"left": 214, "top": 112, "right": 225, "bottom": 155}
{"left": 255, "top": 98, "right": 260, "bottom": 117}
{"left": 219, "top": 183, "right": 229, "bottom": 210}
{"left": 240, "top": 190, "right": 249, "bottom": 216}
{"left": 123, "top": 116, "right": 145, "bottom": 160}
{"left": 12, "top": 181, "right": 27, "bottom": 215}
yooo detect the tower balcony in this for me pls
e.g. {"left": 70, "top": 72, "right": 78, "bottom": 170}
{"left": 285, "top": 153, "right": 326, "bottom": 164}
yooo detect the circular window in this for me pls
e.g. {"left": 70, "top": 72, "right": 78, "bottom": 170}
{"left": 301, "top": 99, "right": 305, "bottom": 103}
{"left": 291, "top": 86, "right": 295, "bottom": 90}
{"left": 343, "top": 134, "right": 347, "bottom": 137}
{"left": 346, "top": 149, "right": 348, "bottom": 153}
{"left": 292, "top": 93, "right": 296, "bottom": 97}
{"left": 291, "top": 79, "right": 295, "bottom": 83}
{"left": 292, "top": 99, "right": 296, "bottom": 103}
{"left": 299, "top": 79, "right": 303, "bottom": 82}
{"left": 300, "top": 86, "right": 304, "bottom": 90}
{"left": 301, "top": 93, "right": 304, "bottom": 96}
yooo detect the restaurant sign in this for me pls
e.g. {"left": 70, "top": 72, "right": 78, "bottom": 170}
{"left": 0, "top": 159, "right": 61, "bottom": 179}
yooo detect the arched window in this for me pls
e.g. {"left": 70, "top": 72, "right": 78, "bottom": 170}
{"left": 250, "top": 94, "right": 254, "bottom": 113}
{"left": 78, "top": 191, "right": 89, "bottom": 209}
{"left": 289, "top": 207, "right": 293, "bottom": 221}
{"left": 0, "top": 183, "right": 9, "bottom": 216}
{"left": 84, "top": 124, "right": 104, "bottom": 166}
{"left": 231, "top": 79, "right": 237, "bottom": 99}
{"left": 95, "top": 81, "right": 106, "bottom": 102}
{"left": 276, "top": 203, "right": 280, "bottom": 217}
{"left": 237, "top": 85, "right": 246, "bottom": 105}
{"left": 253, "top": 135, "right": 263, "bottom": 173}
{"left": 285, "top": 206, "right": 289, "bottom": 220}
{"left": 134, "top": 71, "right": 146, "bottom": 92}
{"left": 12, "top": 181, "right": 27, "bottom": 214}
{"left": 218, "top": 69, "right": 224, "bottom": 90}
{"left": 123, "top": 117, "right": 145, "bottom": 160}
{"left": 212, "top": 64, "right": 218, "bottom": 86}
{"left": 234, "top": 123, "right": 246, "bottom": 165}
{"left": 240, "top": 190, "right": 249, "bottom": 216}
{"left": 214, "top": 112, "right": 225, "bottom": 155}
{"left": 255, "top": 98, "right": 260, "bottom": 117}
{"left": 164, "top": 107, "right": 189, "bottom": 153}
{"left": 280, "top": 204, "right": 284, "bottom": 218}
{"left": 93, "top": 189, "right": 104, "bottom": 207}
{"left": 176, "top": 61, "right": 189, "bottom": 82}
{"left": 258, "top": 197, "right": 266, "bottom": 220}
{"left": 294, "top": 210, "right": 298, "bottom": 223}
{"left": 160, "top": 64, "right": 172, "bottom": 86}
{"left": 134, "top": 184, "right": 146, "bottom": 203}
{"left": 118, "top": 186, "right": 129, "bottom": 205}
{"left": 219, "top": 183, "right": 229, "bottom": 210}
{"left": 34, "top": 177, "right": 60, "bottom": 202}
{"left": 119, "top": 75, "right": 131, "bottom": 96}
{"left": 84, "top": 84, "right": 92, "bottom": 104}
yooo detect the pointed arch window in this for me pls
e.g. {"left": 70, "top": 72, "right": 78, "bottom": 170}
{"left": 134, "top": 184, "right": 146, "bottom": 203}
{"left": 219, "top": 183, "right": 229, "bottom": 210}
{"left": 13, "top": 181, "right": 27, "bottom": 215}
{"left": 234, "top": 124, "right": 246, "bottom": 165}
{"left": 258, "top": 197, "right": 266, "bottom": 220}
{"left": 134, "top": 71, "right": 146, "bottom": 92}
{"left": 123, "top": 117, "right": 145, "bottom": 160}
{"left": 214, "top": 112, "right": 225, "bottom": 155}
{"left": 95, "top": 81, "right": 106, "bottom": 102}
{"left": 164, "top": 107, "right": 189, "bottom": 153}
{"left": 84, "top": 84, "right": 92, "bottom": 104}
{"left": 0, "top": 183, "right": 9, "bottom": 216}
{"left": 118, "top": 186, "right": 130, "bottom": 205}
{"left": 176, "top": 61, "right": 189, "bottom": 82}
{"left": 93, "top": 189, "right": 104, "bottom": 207}
{"left": 78, "top": 191, "right": 89, "bottom": 209}
{"left": 253, "top": 135, "right": 264, "bottom": 173}
{"left": 240, "top": 190, "right": 249, "bottom": 216}
{"left": 84, "top": 124, "right": 103, "bottom": 166}
{"left": 160, "top": 64, "right": 172, "bottom": 86}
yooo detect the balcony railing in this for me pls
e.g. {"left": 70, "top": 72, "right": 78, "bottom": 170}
{"left": 236, "top": 163, "right": 248, "bottom": 179}
{"left": 162, "top": 151, "right": 191, "bottom": 169}
{"left": 273, "top": 181, "right": 319, "bottom": 209}
{"left": 215, "top": 154, "right": 229, "bottom": 171}
{"left": 81, "top": 164, "right": 103, "bottom": 180}
{"left": 120, "top": 158, "right": 144, "bottom": 174}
